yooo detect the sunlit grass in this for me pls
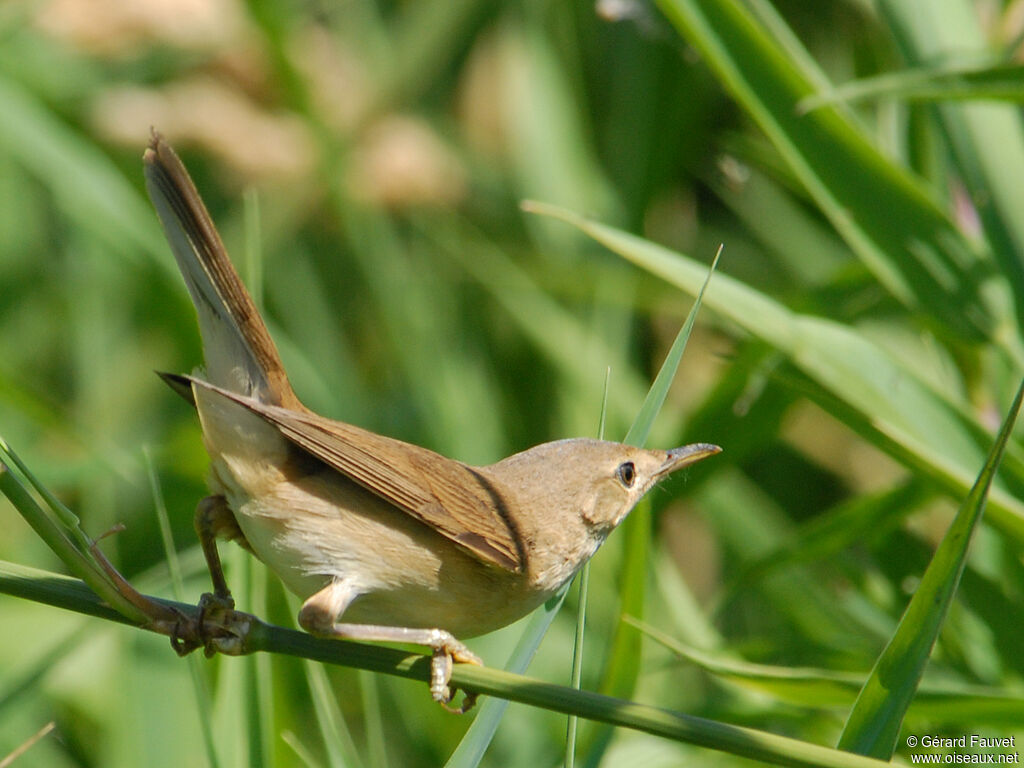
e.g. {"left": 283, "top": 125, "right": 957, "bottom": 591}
{"left": 2, "top": 0, "right": 1023, "bottom": 766}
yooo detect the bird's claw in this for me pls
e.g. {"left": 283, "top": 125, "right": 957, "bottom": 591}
{"left": 429, "top": 638, "right": 482, "bottom": 714}
{"left": 170, "top": 592, "right": 250, "bottom": 657}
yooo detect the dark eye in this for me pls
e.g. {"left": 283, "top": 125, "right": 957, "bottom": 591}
{"left": 616, "top": 461, "right": 636, "bottom": 488}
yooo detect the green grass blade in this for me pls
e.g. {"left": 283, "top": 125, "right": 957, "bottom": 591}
{"left": 799, "top": 60, "right": 1024, "bottom": 111}
{"left": 527, "top": 204, "right": 1024, "bottom": 544}
{"left": 0, "top": 435, "right": 90, "bottom": 542}
{"left": 359, "top": 670, "right": 387, "bottom": 768}
{"left": 565, "top": 368, "right": 611, "bottom": 768}
{"left": 0, "top": 439, "right": 147, "bottom": 624}
{"left": 877, "top": 0, "right": 1024, "bottom": 333}
{"left": 0, "top": 560, "right": 900, "bottom": 768}
{"left": 629, "top": 615, "right": 1024, "bottom": 719}
{"left": 302, "top": 658, "right": 362, "bottom": 768}
{"left": 242, "top": 187, "right": 265, "bottom": 313}
{"left": 564, "top": 563, "right": 589, "bottom": 768}
{"left": 444, "top": 587, "right": 571, "bottom": 768}
{"left": 579, "top": 244, "right": 717, "bottom": 761}
{"left": 282, "top": 592, "right": 362, "bottom": 768}
{"left": 593, "top": 494, "right": 649, "bottom": 698}
{"left": 837, "top": 377, "right": 1024, "bottom": 757}
{"left": 280, "top": 731, "right": 321, "bottom": 768}
{"left": 629, "top": 616, "right": 867, "bottom": 707}
{"left": 232, "top": 200, "right": 277, "bottom": 768}
{"left": 145, "top": 451, "right": 222, "bottom": 768}
{"left": 654, "top": 0, "right": 997, "bottom": 345}
{"left": 145, "top": 450, "right": 186, "bottom": 602}
{"left": 622, "top": 244, "right": 720, "bottom": 448}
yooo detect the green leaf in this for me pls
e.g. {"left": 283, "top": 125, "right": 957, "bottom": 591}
{"left": 449, "top": 247, "right": 717, "bottom": 766}
{"left": 729, "top": 480, "right": 934, "bottom": 596}
{"left": 444, "top": 588, "right": 570, "bottom": 768}
{"left": 623, "top": 245, "right": 720, "bottom": 447}
{"left": 145, "top": 452, "right": 222, "bottom": 768}
{"left": 577, "top": 242, "right": 719, "bottom": 764}
{"left": 0, "top": 559, "right": 900, "bottom": 768}
{"left": 837, "top": 378, "right": 1024, "bottom": 757}
{"left": 799, "top": 61, "right": 1024, "bottom": 111}
{"left": 875, "top": 0, "right": 1024, "bottom": 333}
{"left": 629, "top": 615, "right": 1024, "bottom": 718}
{"left": 565, "top": 368, "right": 613, "bottom": 768}
{"left": 654, "top": 0, "right": 999, "bottom": 345}
{"left": 0, "top": 437, "right": 148, "bottom": 625}
{"left": 526, "top": 204, "right": 1024, "bottom": 545}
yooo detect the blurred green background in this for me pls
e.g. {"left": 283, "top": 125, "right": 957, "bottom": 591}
{"left": 2, "top": 0, "right": 1024, "bottom": 765}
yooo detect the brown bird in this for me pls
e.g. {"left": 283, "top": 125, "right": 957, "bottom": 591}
{"left": 144, "top": 133, "right": 720, "bottom": 709}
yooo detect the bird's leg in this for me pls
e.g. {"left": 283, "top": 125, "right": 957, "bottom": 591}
{"left": 299, "top": 580, "right": 482, "bottom": 713}
{"left": 194, "top": 493, "right": 247, "bottom": 604}
{"left": 171, "top": 495, "right": 253, "bottom": 657}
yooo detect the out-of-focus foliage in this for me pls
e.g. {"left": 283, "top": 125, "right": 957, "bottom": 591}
{"left": 1, "top": 0, "right": 1023, "bottom": 765}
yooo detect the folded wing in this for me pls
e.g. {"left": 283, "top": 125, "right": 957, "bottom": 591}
{"left": 162, "top": 373, "right": 524, "bottom": 572}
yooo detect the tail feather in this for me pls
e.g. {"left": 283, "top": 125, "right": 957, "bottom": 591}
{"left": 144, "top": 132, "right": 299, "bottom": 409}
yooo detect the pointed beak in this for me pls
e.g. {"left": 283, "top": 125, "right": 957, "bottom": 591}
{"left": 655, "top": 443, "right": 722, "bottom": 479}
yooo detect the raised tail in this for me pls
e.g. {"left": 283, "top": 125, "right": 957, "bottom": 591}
{"left": 144, "top": 132, "right": 299, "bottom": 409}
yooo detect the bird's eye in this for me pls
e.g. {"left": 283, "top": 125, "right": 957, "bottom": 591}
{"left": 616, "top": 461, "right": 636, "bottom": 488}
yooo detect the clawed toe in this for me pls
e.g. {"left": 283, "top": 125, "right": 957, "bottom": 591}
{"left": 197, "top": 591, "right": 235, "bottom": 615}
{"left": 170, "top": 592, "right": 250, "bottom": 657}
{"left": 430, "top": 642, "right": 482, "bottom": 714}
{"left": 168, "top": 606, "right": 203, "bottom": 657}
{"left": 297, "top": 584, "right": 484, "bottom": 712}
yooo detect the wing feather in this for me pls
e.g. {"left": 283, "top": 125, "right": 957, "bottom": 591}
{"left": 176, "top": 374, "right": 523, "bottom": 571}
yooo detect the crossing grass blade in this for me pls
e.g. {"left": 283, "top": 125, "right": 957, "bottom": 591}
{"left": 525, "top": 203, "right": 1024, "bottom": 545}
{"left": 576, "top": 243, "right": 718, "bottom": 762}
{"left": 628, "top": 615, "right": 1024, "bottom": 720}
{"left": 874, "top": 0, "right": 1024, "bottom": 335}
{"left": 799, "top": 61, "right": 1024, "bottom": 111}
{"left": 0, "top": 437, "right": 148, "bottom": 625}
{"left": 446, "top": 249, "right": 717, "bottom": 767}
{"left": 623, "top": 244, "right": 721, "bottom": 448}
{"left": 0, "top": 558, "right": 901, "bottom": 768}
{"left": 565, "top": 368, "right": 611, "bottom": 768}
{"left": 836, "top": 378, "right": 1024, "bottom": 757}
{"left": 145, "top": 452, "right": 222, "bottom": 768}
{"left": 653, "top": 0, "right": 999, "bottom": 346}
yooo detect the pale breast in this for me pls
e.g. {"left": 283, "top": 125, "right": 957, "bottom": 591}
{"left": 221, "top": 464, "right": 550, "bottom": 637}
